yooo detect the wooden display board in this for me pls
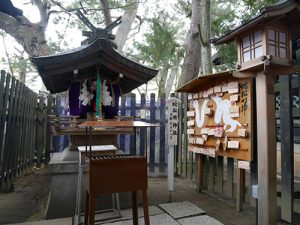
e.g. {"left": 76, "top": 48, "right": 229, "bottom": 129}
{"left": 186, "top": 77, "right": 253, "bottom": 161}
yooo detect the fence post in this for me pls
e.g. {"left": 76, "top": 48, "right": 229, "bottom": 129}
{"left": 140, "top": 93, "right": 146, "bottom": 156}
{"left": 250, "top": 79, "right": 258, "bottom": 207}
{"left": 130, "top": 93, "right": 136, "bottom": 154}
{"left": 10, "top": 80, "right": 21, "bottom": 180}
{"left": 28, "top": 92, "right": 37, "bottom": 171}
{"left": 119, "top": 95, "right": 126, "bottom": 151}
{"left": 237, "top": 168, "right": 245, "bottom": 211}
{"left": 279, "top": 75, "right": 294, "bottom": 223}
{"left": 225, "top": 158, "right": 234, "bottom": 198}
{"left": 216, "top": 156, "right": 224, "bottom": 195}
{"left": 182, "top": 93, "right": 188, "bottom": 178}
{"left": 0, "top": 71, "right": 7, "bottom": 190}
{"left": 23, "top": 88, "right": 31, "bottom": 174}
{"left": 15, "top": 82, "right": 25, "bottom": 177}
{"left": 149, "top": 93, "right": 156, "bottom": 173}
{"left": 176, "top": 93, "right": 182, "bottom": 176}
{"left": 2, "top": 75, "right": 16, "bottom": 192}
{"left": 36, "top": 95, "right": 45, "bottom": 168}
{"left": 159, "top": 94, "right": 166, "bottom": 174}
{"left": 207, "top": 157, "right": 215, "bottom": 191}
{"left": 45, "top": 94, "right": 54, "bottom": 164}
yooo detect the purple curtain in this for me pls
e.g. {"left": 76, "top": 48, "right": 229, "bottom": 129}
{"left": 69, "top": 80, "right": 121, "bottom": 119}
{"left": 68, "top": 82, "right": 81, "bottom": 115}
{"left": 102, "top": 83, "right": 121, "bottom": 119}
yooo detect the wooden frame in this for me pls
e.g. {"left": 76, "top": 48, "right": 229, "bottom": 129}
{"left": 237, "top": 23, "right": 292, "bottom": 71}
{"left": 184, "top": 75, "right": 253, "bottom": 161}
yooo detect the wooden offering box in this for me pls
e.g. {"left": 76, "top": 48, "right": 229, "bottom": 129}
{"left": 178, "top": 71, "right": 253, "bottom": 161}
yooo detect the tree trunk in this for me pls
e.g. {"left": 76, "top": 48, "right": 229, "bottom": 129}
{"left": 177, "top": 0, "right": 201, "bottom": 88}
{"left": 115, "top": 0, "right": 139, "bottom": 50}
{"left": 199, "top": 0, "right": 212, "bottom": 75}
{"left": 158, "top": 65, "right": 168, "bottom": 97}
{"left": 99, "top": 0, "right": 112, "bottom": 27}
{"left": 165, "top": 65, "right": 179, "bottom": 98}
{"left": 0, "top": 13, "right": 49, "bottom": 57}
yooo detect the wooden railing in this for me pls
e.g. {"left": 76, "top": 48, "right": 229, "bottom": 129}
{"left": 0, "top": 70, "right": 37, "bottom": 192}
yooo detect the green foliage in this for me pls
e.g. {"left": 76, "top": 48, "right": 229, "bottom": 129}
{"left": 212, "top": 0, "right": 279, "bottom": 70}
{"left": 10, "top": 55, "right": 34, "bottom": 74}
{"left": 214, "top": 42, "right": 237, "bottom": 71}
{"left": 242, "top": 0, "right": 278, "bottom": 18}
{"left": 174, "top": 0, "right": 191, "bottom": 17}
{"left": 212, "top": 1, "right": 237, "bottom": 38}
{"left": 133, "top": 15, "right": 184, "bottom": 69}
{"left": 47, "top": 38, "right": 63, "bottom": 54}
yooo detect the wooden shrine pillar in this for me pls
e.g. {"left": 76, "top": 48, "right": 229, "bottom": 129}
{"left": 256, "top": 72, "right": 277, "bottom": 225}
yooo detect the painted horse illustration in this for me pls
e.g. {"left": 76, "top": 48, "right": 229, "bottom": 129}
{"left": 211, "top": 96, "right": 241, "bottom": 132}
{"left": 193, "top": 99, "right": 209, "bottom": 128}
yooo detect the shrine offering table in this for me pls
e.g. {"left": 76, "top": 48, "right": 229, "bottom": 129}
{"left": 78, "top": 120, "right": 159, "bottom": 157}
{"left": 46, "top": 126, "right": 133, "bottom": 219}
{"left": 78, "top": 121, "right": 158, "bottom": 225}
{"left": 46, "top": 121, "right": 158, "bottom": 220}
{"left": 75, "top": 145, "right": 121, "bottom": 225}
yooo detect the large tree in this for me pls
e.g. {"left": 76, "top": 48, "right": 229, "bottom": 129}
{"left": 199, "top": 0, "right": 212, "bottom": 75}
{"left": 177, "top": 0, "right": 202, "bottom": 88}
{"left": 133, "top": 14, "right": 184, "bottom": 97}
{"left": 0, "top": 0, "right": 50, "bottom": 57}
{"left": 0, "top": 0, "right": 140, "bottom": 83}
{"left": 178, "top": 0, "right": 279, "bottom": 85}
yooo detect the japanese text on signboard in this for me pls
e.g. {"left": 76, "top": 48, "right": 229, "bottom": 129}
{"left": 167, "top": 99, "right": 179, "bottom": 145}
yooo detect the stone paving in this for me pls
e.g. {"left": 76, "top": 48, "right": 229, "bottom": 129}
{"left": 7, "top": 201, "right": 224, "bottom": 225}
{"left": 159, "top": 201, "right": 206, "bottom": 219}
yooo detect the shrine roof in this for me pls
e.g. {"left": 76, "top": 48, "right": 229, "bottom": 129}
{"left": 31, "top": 38, "right": 158, "bottom": 94}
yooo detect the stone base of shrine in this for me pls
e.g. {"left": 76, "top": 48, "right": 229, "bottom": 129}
{"left": 45, "top": 151, "right": 132, "bottom": 219}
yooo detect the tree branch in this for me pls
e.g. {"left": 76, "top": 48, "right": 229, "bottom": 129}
{"left": 33, "top": 0, "right": 49, "bottom": 28}
{"left": 0, "top": 12, "right": 49, "bottom": 57}
{"left": 127, "top": 14, "right": 143, "bottom": 40}
{"left": 99, "top": 0, "right": 112, "bottom": 26}
{"left": 0, "top": 12, "right": 29, "bottom": 39}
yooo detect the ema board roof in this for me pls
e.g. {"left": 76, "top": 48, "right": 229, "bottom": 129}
{"left": 176, "top": 71, "right": 234, "bottom": 93}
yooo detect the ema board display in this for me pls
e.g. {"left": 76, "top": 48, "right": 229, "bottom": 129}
{"left": 187, "top": 78, "right": 252, "bottom": 161}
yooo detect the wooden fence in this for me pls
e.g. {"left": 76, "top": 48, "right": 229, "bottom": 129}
{"left": 118, "top": 93, "right": 167, "bottom": 176}
{"left": 0, "top": 70, "right": 38, "bottom": 192}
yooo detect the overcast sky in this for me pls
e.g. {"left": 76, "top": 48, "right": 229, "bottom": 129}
{"left": 0, "top": 0, "right": 187, "bottom": 94}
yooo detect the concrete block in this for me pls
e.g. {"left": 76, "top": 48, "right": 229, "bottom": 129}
{"left": 159, "top": 201, "right": 205, "bottom": 219}
{"left": 178, "top": 215, "right": 224, "bottom": 225}
{"left": 102, "top": 213, "right": 180, "bottom": 225}
{"left": 8, "top": 217, "right": 72, "bottom": 225}
{"left": 46, "top": 152, "right": 132, "bottom": 219}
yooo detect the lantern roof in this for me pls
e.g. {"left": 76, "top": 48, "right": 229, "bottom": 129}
{"left": 214, "top": 0, "right": 300, "bottom": 45}
{"left": 31, "top": 38, "right": 158, "bottom": 94}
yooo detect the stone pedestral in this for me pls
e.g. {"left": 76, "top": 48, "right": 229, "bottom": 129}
{"left": 45, "top": 149, "right": 132, "bottom": 219}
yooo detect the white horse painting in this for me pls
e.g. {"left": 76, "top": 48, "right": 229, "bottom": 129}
{"left": 192, "top": 99, "right": 209, "bottom": 128}
{"left": 193, "top": 96, "right": 241, "bottom": 133}
{"left": 211, "top": 96, "right": 241, "bottom": 132}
